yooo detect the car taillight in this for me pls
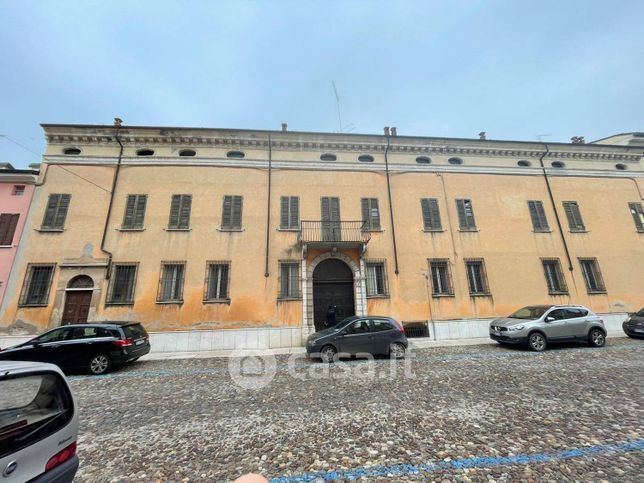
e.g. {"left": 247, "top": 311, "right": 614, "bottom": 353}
{"left": 112, "top": 339, "right": 133, "bottom": 347}
{"left": 394, "top": 320, "right": 405, "bottom": 333}
{"left": 45, "top": 441, "right": 76, "bottom": 472}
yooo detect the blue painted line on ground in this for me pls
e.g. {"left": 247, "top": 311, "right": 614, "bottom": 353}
{"left": 269, "top": 439, "right": 644, "bottom": 482}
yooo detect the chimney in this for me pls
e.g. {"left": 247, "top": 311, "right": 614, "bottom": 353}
{"left": 479, "top": 131, "right": 486, "bottom": 140}
{"left": 281, "top": 123, "right": 288, "bottom": 132}
{"left": 384, "top": 126, "right": 390, "bottom": 136}
{"left": 391, "top": 127, "right": 398, "bottom": 137}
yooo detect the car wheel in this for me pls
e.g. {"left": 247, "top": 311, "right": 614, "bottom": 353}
{"left": 89, "top": 354, "right": 111, "bottom": 375}
{"left": 320, "top": 345, "right": 337, "bottom": 364}
{"left": 528, "top": 332, "right": 547, "bottom": 352}
{"left": 389, "top": 342, "right": 406, "bottom": 359}
{"left": 588, "top": 328, "right": 606, "bottom": 347}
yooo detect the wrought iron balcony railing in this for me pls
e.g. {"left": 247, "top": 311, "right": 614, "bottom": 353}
{"left": 298, "top": 221, "right": 371, "bottom": 245}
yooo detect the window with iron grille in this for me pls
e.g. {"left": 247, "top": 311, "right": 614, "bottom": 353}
{"left": 12, "top": 185, "right": 25, "bottom": 196}
{"left": 107, "top": 263, "right": 138, "bottom": 304}
{"left": 628, "top": 202, "right": 644, "bottom": 232}
{"left": 278, "top": 262, "right": 300, "bottom": 299}
{"left": 562, "top": 201, "right": 586, "bottom": 232}
{"left": 19, "top": 264, "right": 55, "bottom": 306}
{"left": 464, "top": 258, "right": 490, "bottom": 295}
{"left": 456, "top": 199, "right": 477, "bottom": 231}
{"left": 0, "top": 213, "right": 19, "bottom": 245}
{"left": 168, "top": 195, "right": 191, "bottom": 229}
{"left": 528, "top": 200, "right": 549, "bottom": 232}
{"left": 541, "top": 258, "right": 568, "bottom": 294}
{"left": 579, "top": 258, "right": 606, "bottom": 293}
{"left": 222, "top": 195, "right": 243, "bottom": 230}
{"left": 428, "top": 259, "right": 454, "bottom": 296}
{"left": 366, "top": 260, "right": 388, "bottom": 297}
{"left": 361, "top": 198, "right": 381, "bottom": 231}
{"left": 122, "top": 195, "right": 147, "bottom": 229}
{"left": 157, "top": 262, "right": 186, "bottom": 302}
{"left": 421, "top": 198, "right": 442, "bottom": 231}
{"left": 280, "top": 196, "right": 300, "bottom": 229}
{"left": 41, "top": 194, "right": 71, "bottom": 230}
{"left": 204, "top": 261, "right": 230, "bottom": 302}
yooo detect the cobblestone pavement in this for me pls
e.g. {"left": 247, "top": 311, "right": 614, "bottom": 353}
{"left": 68, "top": 338, "right": 644, "bottom": 482}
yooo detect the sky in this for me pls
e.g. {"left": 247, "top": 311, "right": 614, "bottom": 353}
{"left": 1, "top": 0, "right": 643, "bottom": 168}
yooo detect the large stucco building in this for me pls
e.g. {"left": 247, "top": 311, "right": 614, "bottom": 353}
{"left": 0, "top": 123, "right": 642, "bottom": 349}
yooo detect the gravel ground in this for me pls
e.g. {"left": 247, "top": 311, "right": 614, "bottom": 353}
{"left": 68, "top": 338, "right": 644, "bottom": 482}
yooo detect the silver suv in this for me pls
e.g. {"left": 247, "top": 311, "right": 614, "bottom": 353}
{"left": 489, "top": 305, "right": 607, "bottom": 352}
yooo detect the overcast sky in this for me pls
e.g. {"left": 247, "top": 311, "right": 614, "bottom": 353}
{"left": 1, "top": 0, "right": 643, "bottom": 168}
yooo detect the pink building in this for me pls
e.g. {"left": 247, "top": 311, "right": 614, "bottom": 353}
{"left": 0, "top": 163, "right": 39, "bottom": 306}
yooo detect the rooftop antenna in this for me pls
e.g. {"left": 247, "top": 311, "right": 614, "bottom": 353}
{"left": 331, "top": 80, "right": 343, "bottom": 133}
{"left": 536, "top": 133, "right": 552, "bottom": 142}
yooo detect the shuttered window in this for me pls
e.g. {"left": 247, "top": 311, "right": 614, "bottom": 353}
{"left": 19, "top": 264, "right": 55, "bottom": 306}
{"left": 321, "top": 197, "right": 341, "bottom": 222}
{"left": 107, "top": 263, "right": 138, "bottom": 304}
{"left": 204, "top": 261, "right": 230, "bottom": 301}
{"left": 366, "top": 260, "right": 388, "bottom": 297}
{"left": 528, "top": 200, "right": 549, "bottom": 232}
{"left": 157, "top": 262, "right": 186, "bottom": 302}
{"left": 429, "top": 259, "right": 453, "bottom": 296}
{"left": 562, "top": 201, "right": 586, "bottom": 232}
{"left": 222, "top": 195, "right": 243, "bottom": 230}
{"left": 0, "top": 213, "right": 19, "bottom": 245}
{"left": 361, "top": 198, "right": 381, "bottom": 231}
{"left": 464, "top": 258, "right": 490, "bottom": 295}
{"left": 579, "top": 258, "right": 606, "bottom": 293}
{"left": 456, "top": 199, "right": 477, "bottom": 231}
{"left": 122, "top": 195, "right": 147, "bottom": 229}
{"left": 41, "top": 194, "right": 71, "bottom": 230}
{"left": 168, "top": 194, "right": 192, "bottom": 229}
{"left": 421, "top": 198, "right": 442, "bottom": 231}
{"left": 278, "top": 262, "right": 300, "bottom": 299}
{"left": 541, "top": 258, "right": 568, "bottom": 294}
{"left": 628, "top": 202, "right": 644, "bottom": 232}
{"left": 280, "top": 196, "right": 300, "bottom": 229}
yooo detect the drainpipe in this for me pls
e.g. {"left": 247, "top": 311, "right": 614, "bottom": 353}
{"left": 384, "top": 129, "right": 400, "bottom": 275}
{"left": 264, "top": 133, "right": 272, "bottom": 277}
{"left": 100, "top": 121, "right": 124, "bottom": 280}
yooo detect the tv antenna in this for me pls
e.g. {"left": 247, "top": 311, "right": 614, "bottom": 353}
{"left": 331, "top": 81, "right": 355, "bottom": 133}
{"left": 536, "top": 133, "right": 552, "bottom": 142}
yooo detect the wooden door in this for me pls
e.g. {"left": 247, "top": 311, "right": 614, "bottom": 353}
{"left": 62, "top": 291, "right": 92, "bottom": 324}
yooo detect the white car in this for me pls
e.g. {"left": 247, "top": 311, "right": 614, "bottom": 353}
{"left": 0, "top": 361, "right": 79, "bottom": 482}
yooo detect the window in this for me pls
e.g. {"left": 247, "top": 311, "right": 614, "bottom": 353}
{"left": 12, "top": 185, "right": 25, "bottom": 196}
{"left": 565, "top": 308, "right": 588, "bottom": 319}
{"left": 456, "top": 199, "right": 477, "bottom": 231}
{"left": 358, "top": 155, "right": 374, "bottom": 163}
{"left": 416, "top": 156, "right": 431, "bottom": 164}
{"left": 320, "top": 153, "right": 337, "bottom": 161}
{"left": 221, "top": 195, "right": 243, "bottom": 230}
{"left": 448, "top": 157, "right": 463, "bottom": 165}
{"left": 204, "top": 261, "right": 230, "bottom": 301}
{"left": 366, "top": 260, "right": 388, "bottom": 297}
{"left": 41, "top": 194, "right": 71, "bottom": 230}
{"left": 136, "top": 148, "right": 154, "bottom": 156}
{"left": 280, "top": 196, "right": 300, "bottom": 229}
{"left": 579, "top": 258, "right": 606, "bottom": 293}
{"left": 541, "top": 258, "right": 568, "bottom": 294}
{"left": 369, "top": 319, "right": 394, "bottom": 332}
{"left": 157, "top": 262, "right": 186, "bottom": 302}
{"left": 0, "top": 214, "right": 19, "bottom": 245}
{"left": 615, "top": 163, "right": 627, "bottom": 171}
{"left": 106, "top": 263, "right": 138, "bottom": 304}
{"left": 562, "top": 201, "right": 586, "bottom": 232}
{"left": 551, "top": 161, "right": 565, "bottom": 168}
{"left": 428, "top": 259, "right": 453, "bottom": 296}
{"left": 122, "top": 195, "right": 147, "bottom": 229}
{"left": 361, "top": 198, "right": 381, "bottom": 231}
{"left": 168, "top": 194, "right": 192, "bottom": 229}
{"left": 629, "top": 202, "right": 644, "bottom": 232}
{"left": 69, "top": 327, "right": 111, "bottom": 340}
{"left": 421, "top": 198, "right": 442, "bottom": 231}
{"left": 517, "top": 160, "right": 531, "bottom": 167}
{"left": 278, "top": 262, "right": 300, "bottom": 299}
{"left": 179, "top": 149, "right": 196, "bottom": 157}
{"left": 528, "top": 200, "right": 549, "bottom": 232}
{"left": 62, "top": 147, "right": 81, "bottom": 155}
{"left": 19, "top": 264, "right": 55, "bottom": 306}
{"left": 226, "top": 150, "right": 245, "bottom": 159}
{"left": 547, "top": 308, "right": 567, "bottom": 320}
{"left": 464, "top": 259, "right": 490, "bottom": 295}
{"left": 346, "top": 319, "right": 370, "bottom": 334}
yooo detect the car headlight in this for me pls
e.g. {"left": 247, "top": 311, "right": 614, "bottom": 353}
{"left": 507, "top": 325, "right": 524, "bottom": 332}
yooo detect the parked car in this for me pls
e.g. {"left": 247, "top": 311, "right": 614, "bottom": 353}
{"left": 0, "top": 361, "right": 79, "bottom": 483}
{"left": 489, "top": 305, "right": 606, "bottom": 352}
{"left": 0, "top": 322, "right": 150, "bottom": 375}
{"left": 623, "top": 308, "right": 644, "bottom": 338}
{"left": 306, "top": 316, "right": 408, "bottom": 362}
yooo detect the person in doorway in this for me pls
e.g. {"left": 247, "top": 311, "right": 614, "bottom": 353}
{"left": 325, "top": 305, "right": 337, "bottom": 327}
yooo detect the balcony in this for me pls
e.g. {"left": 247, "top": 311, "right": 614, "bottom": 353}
{"left": 298, "top": 221, "right": 371, "bottom": 250}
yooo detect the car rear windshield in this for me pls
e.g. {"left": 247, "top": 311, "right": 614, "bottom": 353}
{"left": 509, "top": 306, "right": 549, "bottom": 319}
{"left": 0, "top": 372, "right": 73, "bottom": 458}
{"left": 122, "top": 323, "right": 148, "bottom": 340}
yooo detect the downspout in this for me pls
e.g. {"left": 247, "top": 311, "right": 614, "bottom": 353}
{"left": 384, "top": 133, "right": 400, "bottom": 275}
{"left": 100, "top": 122, "right": 124, "bottom": 280}
{"left": 264, "top": 133, "right": 272, "bottom": 277}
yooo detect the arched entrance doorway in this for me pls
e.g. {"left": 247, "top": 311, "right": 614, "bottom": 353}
{"left": 62, "top": 275, "right": 94, "bottom": 325}
{"left": 313, "top": 258, "right": 355, "bottom": 331}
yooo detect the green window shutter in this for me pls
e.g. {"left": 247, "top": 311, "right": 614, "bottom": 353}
{"left": 134, "top": 195, "right": 147, "bottom": 228}
{"left": 42, "top": 194, "right": 60, "bottom": 228}
{"left": 321, "top": 197, "right": 330, "bottom": 221}
{"left": 422, "top": 198, "right": 441, "bottom": 230}
{"left": 371, "top": 199, "right": 380, "bottom": 229}
{"left": 528, "top": 201, "right": 548, "bottom": 231}
{"left": 629, "top": 202, "right": 644, "bottom": 231}
{"left": 330, "top": 197, "right": 340, "bottom": 221}
{"left": 457, "top": 199, "right": 474, "bottom": 229}
{"left": 290, "top": 196, "right": 299, "bottom": 228}
{"left": 123, "top": 195, "right": 137, "bottom": 228}
{"left": 169, "top": 195, "right": 182, "bottom": 228}
{"left": 361, "top": 198, "right": 369, "bottom": 227}
{"left": 280, "top": 197, "right": 290, "bottom": 228}
{"left": 53, "top": 194, "right": 71, "bottom": 229}
{"left": 421, "top": 199, "right": 431, "bottom": 229}
{"left": 232, "top": 196, "right": 243, "bottom": 228}
{"left": 222, "top": 196, "right": 232, "bottom": 228}
{"left": 563, "top": 202, "right": 584, "bottom": 231}
{"left": 179, "top": 195, "right": 191, "bottom": 228}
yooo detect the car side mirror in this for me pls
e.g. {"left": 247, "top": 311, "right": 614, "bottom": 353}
{"left": 545, "top": 316, "right": 555, "bottom": 322}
